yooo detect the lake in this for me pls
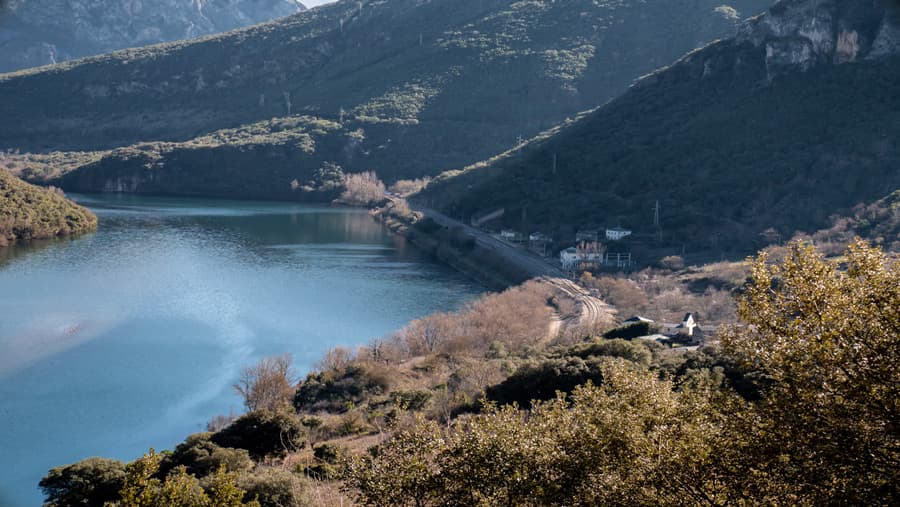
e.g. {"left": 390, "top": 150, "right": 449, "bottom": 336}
{"left": 0, "top": 194, "right": 482, "bottom": 506}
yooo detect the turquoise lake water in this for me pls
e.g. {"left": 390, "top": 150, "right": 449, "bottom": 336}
{"left": 0, "top": 194, "right": 482, "bottom": 506}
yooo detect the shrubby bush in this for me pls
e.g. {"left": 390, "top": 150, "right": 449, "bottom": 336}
{"left": 293, "top": 364, "right": 391, "bottom": 413}
{"left": 159, "top": 433, "right": 252, "bottom": 478}
{"left": 571, "top": 338, "right": 653, "bottom": 367}
{"left": 347, "top": 241, "right": 900, "bottom": 506}
{"left": 211, "top": 410, "right": 305, "bottom": 460}
{"left": 391, "top": 390, "right": 433, "bottom": 411}
{"left": 602, "top": 321, "right": 661, "bottom": 340}
{"left": 40, "top": 457, "right": 126, "bottom": 507}
{"left": 485, "top": 356, "right": 605, "bottom": 408}
{"left": 238, "top": 468, "right": 310, "bottom": 507}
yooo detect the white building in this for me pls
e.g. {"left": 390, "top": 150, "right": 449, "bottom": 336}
{"left": 560, "top": 247, "right": 603, "bottom": 271}
{"left": 677, "top": 313, "right": 697, "bottom": 337}
{"left": 500, "top": 229, "right": 524, "bottom": 242}
{"left": 530, "top": 232, "right": 550, "bottom": 243}
{"left": 605, "top": 227, "right": 632, "bottom": 241}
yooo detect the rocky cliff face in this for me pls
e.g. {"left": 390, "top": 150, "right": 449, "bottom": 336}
{"left": 637, "top": 0, "right": 900, "bottom": 87}
{"left": 0, "top": 0, "right": 305, "bottom": 72}
{"left": 737, "top": 0, "right": 900, "bottom": 76}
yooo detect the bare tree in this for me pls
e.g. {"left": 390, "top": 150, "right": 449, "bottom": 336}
{"left": 339, "top": 171, "right": 385, "bottom": 206}
{"left": 315, "top": 347, "right": 353, "bottom": 372}
{"left": 233, "top": 353, "right": 295, "bottom": 412}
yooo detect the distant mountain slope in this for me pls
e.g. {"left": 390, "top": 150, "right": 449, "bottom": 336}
{"left": 803, "top": 189, "right": 900, "bottom": 254}
{"left": 0, "top": 0, "right": 769, "bottom": 199}
{"left": 0, "top": 0, "right": 305, "bottom": 73}
{"left": 0, "top": 170, "right": 96, "bottom": 247}
{"left": 422, "top": 0, "right": 900, "bottom": 255}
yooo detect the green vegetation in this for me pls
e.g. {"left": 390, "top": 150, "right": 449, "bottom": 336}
{"left": 0, "top": 169, "right": 96, "bottom": 247}
{"left": 41, "top": 240, "right": 899, "bottom": 505}
{"left": 800, "top": 189, "right": 900, "bottom": 254}
{"left": 423, "top": 11, "right": 900, "bottom": 255}
{"left": 0, "top": 0, "right": 767, "bottom": 197}
{"left": 346, "top": 240, "right": 899, "bottom": 505}
{"left": 40, "top": 458, "right": 127, "bottom": 507}
{"left": 210, "top": 411, "right": 306, "bottom": 460}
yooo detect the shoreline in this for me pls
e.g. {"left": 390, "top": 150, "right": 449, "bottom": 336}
{"left": 370, "top": 203, "right": 534, "bottom": 291}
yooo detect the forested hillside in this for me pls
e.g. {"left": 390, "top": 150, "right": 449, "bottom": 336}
{"left": 0, "top": 0, "right": 305, "bottom": 72}
{"left": 0, "top": 170, "right": 96, "bottom": 247}
{"left": 423, "top": 0, "right": 900, "bottom": 254}
{"left": 0, "top": 0, "right": 769, "bottom": 199}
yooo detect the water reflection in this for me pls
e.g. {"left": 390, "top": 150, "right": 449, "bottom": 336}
{"left": 0, "top": 194, "right": 482, "bottom": 506}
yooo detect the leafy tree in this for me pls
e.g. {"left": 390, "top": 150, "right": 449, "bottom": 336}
{"left": 346, "top": 240, "right": 899, "bottom": 505}
{"left": 719, "top": 239, "right": 900, "bottom": 504}
{"left": 155, "top": 467, "right": 207, "bottom": 507}
{"left": 40, "top": 457, "right": 126, "bottom": 507}
{"left": 205, "top": 466, "right": 258, "bottom": 507}
{"left": 345, "top": 415, "right": 445, "bottom": 507}
{"left": 119, "top": 451, "right": 260, "bottom": 507}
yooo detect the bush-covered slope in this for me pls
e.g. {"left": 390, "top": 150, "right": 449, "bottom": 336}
{"left": 0, "top": 0, "right": 769, "bottom": 196}
{"left": 423, "top": 0, "right": 900, "bottom": 254}
{"left": 0, "top": 169, "right": 97, "bottom": 247}
{"left": 0, "top": 0, "right": 306, "bottom": 73}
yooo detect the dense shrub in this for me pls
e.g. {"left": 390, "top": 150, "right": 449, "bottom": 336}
{"left": 158, "top": 433, "right": 252, "bottom": 478}
{"left": 211, "top": 410, "right": 305, "bottom": 460}
{"left": 603, "top": 321, "right": 661, "bottom": 340}
{"left": 571, "top": 338, "right": 653, "bottom": 367}
{"left": 239, "top": 468, "right": 310, "bottom": 507}
{"left": 293, "top": 364, "right": 391, "bottom": 413}
{"left": 391, "top": 390, "right": 433, "bottom": 411}
{"left": 485, "top": 356, "right": 605, "bottom": 408}
{"left": 348, "top": 241, "right": 900, "bottom": 506}
{"left": 40, "top": 458, "right": 126, "bottom": 507}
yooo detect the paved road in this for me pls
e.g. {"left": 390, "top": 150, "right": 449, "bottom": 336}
{"left": 413, "top": 204, "right": 566, "bottom": 278}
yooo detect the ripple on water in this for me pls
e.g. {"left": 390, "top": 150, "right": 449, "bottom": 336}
{"left": 0, "top": 195, "right": 482, "bottom": 506}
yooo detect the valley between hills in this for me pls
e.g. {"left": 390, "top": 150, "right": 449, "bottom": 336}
{"left": 0, "top": 0, "right": 898, "bottom": 506}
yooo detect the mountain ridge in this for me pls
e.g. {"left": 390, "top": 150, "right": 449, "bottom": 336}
{"left": 0, "top": 0, "right": 770, "bottom": 199}
{"left": 421, "top": 0, "right": 900, "bottom": 255}
{"left": 0, "top": 0, "right": 306, "bottom": 73}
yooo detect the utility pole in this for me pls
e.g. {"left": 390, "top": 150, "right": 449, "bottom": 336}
{"left": 653, "top": 200, "right": 662, "bottom": 243}
{"left": 552, "top": 153, "right": 557, "bottom": 175}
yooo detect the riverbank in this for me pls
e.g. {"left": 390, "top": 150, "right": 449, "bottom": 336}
{"left": 371, "top": 202, "right": 532, "bottom": 291}
{"left": 371, "top": 198, "right": 567, "bottom": 290}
